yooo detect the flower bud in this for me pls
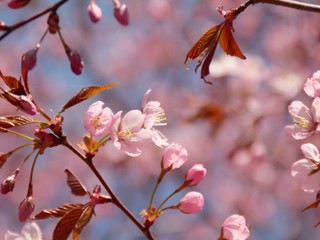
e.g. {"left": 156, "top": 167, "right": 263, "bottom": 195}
{"left": 8, "top": 0, "right": 31, "bottom": 9}
{"left": 21, "top": 46, "right": 39, "bottom": 71}
{"left": 88, "top": 0, "right": 102, "bottom": 23}
{"left": 178, "top": 191, "right": 204, "bottom": 214}
{"left": 185, "top": 164, "right": 206, "bottom": 187}
{"left": 18, "top": 196, "right": 35, "bottom": 222}
{"left": 221, "top": 214, "right": 250, "bottom": 240}
{"left": 161, "top": 142, "right": 188, "bottom": 171}
{"left": 47, "top": 11, "right": 59, "bottom": 34}
{"left": 67, "top": 49, "right": 84, "bottom": 75}
{"left": 113, "top": 1, "right": 129, "bottom": 26}
{"left": 1, "top": 173, "right": 17, "bottom": 194}
{"left": 1, "top": 91, "right": 37, "bottom": 115}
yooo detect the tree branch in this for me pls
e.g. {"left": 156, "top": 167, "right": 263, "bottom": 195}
{"left": 0, "top": 0, "right": 69, "bottom": 41}
{"left": 235, "top": 0, "right": 320, "bottom": 16}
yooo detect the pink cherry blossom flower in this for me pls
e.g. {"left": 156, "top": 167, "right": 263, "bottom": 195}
{"left": 5, "top": 222, "right": 42, "bottom": 240}
{"left": 285, "top": 98, "right": 320, "bottom": 139}
{"left": 88, "top": 0, "right": 102, "bottom": 23}
{"left": 304, "top": 70, "right": 320, "bottom": 98}
{"left": 185, "top": 164, "right": 207, "bottom": 186}
{"left": 291, "top": 143, "right": 320, "bottom": 193}
{"left": 141, "top": 88, "right": 168, "bottom": 147}
{"left": 18, "top": 196, "right": 35, "bottom": 222}
{"left": 221, "top": 214, "right": 250, "bottom": 240}
{"left": 84, "top": 101, "right": 119, "bottom": 136}
{"left": 178, "top": 191, "right": 204, "bottom": 214}
{"left": 111, "top": 110, "right": 153, "bottom": 157}
{"left": 161, "top": 142, "right": 188, "bottom": 171}
{"left": 113, "top": 0, "right": 129, "bottom": 26}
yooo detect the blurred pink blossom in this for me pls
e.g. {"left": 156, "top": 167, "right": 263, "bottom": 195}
{"left": 185, "top": 164, "right": 206, "bottom": 187}
{"left": 7, "top": 0, "right": 31, "bottom": 9}
{"left": 111, "top": 110, "right": 153, "bottom": 157}
{"left": 5, "top": 222, "right": 42, "bottom": 240}
{"left": 113, "top": 0, "right": 129, "bottom": 26}
{"left": 285, "top": 98, "right": 320, "bottom": 139}
{"left": 291, "top": 143, "right": 320, "bottom": 193}
{"left": 161, "top": 142, "right": 188, "bottom": 171}
{"left": 84, "top": 101, "right": 120, "bottom": 136}
{"left": 221, "top": 214, "right": 250, "bottom": 240}
{"left": 304, "top": 70, "right": 320, "bottom": 98}
{"left": 178, "top": 191, "right": 204, "bottom": 214}
{"left": 18, "top": 196, "right": 35, "bottom": 222}
{"left": 141, "top": 88, "right": 168, "bottom": 147}
{"left": 88, "top": 0, "right": 102, "bottom": 23}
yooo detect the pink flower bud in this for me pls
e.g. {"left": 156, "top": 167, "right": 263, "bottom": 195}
{"left": 185, "top": 164, "right": 206, "bottom": 186}
{"left": 178, "top": 191, "right": 204, "bottom": 214}
{"left": 18, "top": 196, "right": 35, "bottom": 222}
{"left": 1, "top": 91, "right": 37, "bottom": 115}
{"left": 114, "top": 1, "right": 129, "bottom": 26}
{"left": 67, "top": 50, "right": 84, "bottom": 75}
{"left": 161, "top": 142, "right": 188, "bottom": 171}
{"left": 8, "top": 0, "right": 31, "bottom": 9}
{"left": 88, "top": 0, "right": 102, "bottom": 23}
{"left": 222, "top": 214, "right": 250, "bottom": 240}
{"left": 21, "top": 46, "right": 39, "bottom": 71}
{"left": 1, "top": 173, "right": 17, "bottom": 194}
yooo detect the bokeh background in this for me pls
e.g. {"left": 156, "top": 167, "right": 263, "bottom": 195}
{"left": 1, "top": 0, "right": 320, "bottom": 239}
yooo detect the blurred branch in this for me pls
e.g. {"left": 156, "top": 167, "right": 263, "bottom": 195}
{"left": 235, "top": 0, "right": 320, "bottom": 15}
{"left": 0, "top": 0, "right": 69, "bottom": 41}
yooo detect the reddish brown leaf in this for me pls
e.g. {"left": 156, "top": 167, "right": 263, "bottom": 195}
{"left": 53, "top": 206, "right": 84, "bottom": 240}
{"left": 302, "top": 198, "right": 320, "bottom": 212}
{"left": 0, "top": 115, "right": 35, "bottom": 128}
{"left": 184, "top": 24, "right": 222, "bottom": 65}
{"left": 219, "top": 24, "right": 246, "bottom": 59}
{"left": 0, "top": 71, "right": 26, "bottom": 95}
{"left": 65, "top": 169, "right": 88, "bottom": 197}
{"left": 21, "top": 63, "right": 30, "bottom": 94}
{"left": 32, "top": 203, "right": 84, "bottom": 220}
{"left": 73, "top": 205, "right": 94, "bottom": 240}
{"left": 60, "top": 83, "right": 118, "bottom": 113}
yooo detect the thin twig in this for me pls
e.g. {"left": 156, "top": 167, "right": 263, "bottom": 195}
{"left": 235, "top": 0, "right": 320, "bottom": 16}
{"left": 0, "top": 0, "right": 69, "bottom": 41}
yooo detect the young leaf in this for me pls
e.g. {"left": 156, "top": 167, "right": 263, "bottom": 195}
{"left": 65, "top": 169, "right": 88, "bottom": 197}
{"left": 302, "top": 198, "right": 320, "bottom": 212}
{"left": 0, "top": 115, "right": 35, "bottom": 128}
{"left": 60, "top": 83, "right": 118, "bottom": 113}
{"left": 53, "top": 206, "right": 84, "bottom": 240}
{"left": 219, "top": 24, "right": 246, "bottom": 59}
{"left": 73, "top": 205, "right": 94, "bottom": 240}
{"left": 32, "top": 203, "right": 84, "bottom": 220}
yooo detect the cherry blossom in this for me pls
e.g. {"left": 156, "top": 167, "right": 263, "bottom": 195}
{"left": 291, "top": 143, "right": 320, "bottom": 193}
{"left": 5, "top": 222, "right": 42, "bottom": 240}
{"left": 221, "top": 214, "right": 250, "bottom": 240}
{"left": 111, "top": 110, "right": 153, "bottom": 157}
{"left": 304, "top": 70, "right": 320, "bottom": 98}
{"left": 285, "top": 98, "right": 320, "bottom": 139}
{"left": 84, "top": 101, "right": 120, "bottom": 136}
{"left": 161, "top": 142, "right": 188, "bottom": 171}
